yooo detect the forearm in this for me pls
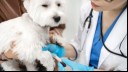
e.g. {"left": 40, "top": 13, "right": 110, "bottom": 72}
{"left": 63, "top": 44, "right": 76, "bottom": 58}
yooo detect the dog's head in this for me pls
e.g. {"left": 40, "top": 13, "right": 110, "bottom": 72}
{"left": 23, "top": 0, "right": 66, "bottom": 28}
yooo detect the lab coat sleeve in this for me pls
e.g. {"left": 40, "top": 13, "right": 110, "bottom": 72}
{"left": 69, "top": 1, "right": 91, "bottom": 60}
{"left": 69, "top": 22, "right": 83, "bottom": 60}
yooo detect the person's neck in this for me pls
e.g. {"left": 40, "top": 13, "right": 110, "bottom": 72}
{"left": 103, "top": 9, "right": 122, "bottom": 20}
{"left": 103, "top": 3, "right": 127, "bottom": 19}
{"left": 102, "top": 4, "right": 126, "bottom": 35}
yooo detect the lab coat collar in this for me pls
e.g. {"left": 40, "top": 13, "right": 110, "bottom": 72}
{"left": 84, "top": 10, "right": 99, "bottom": 65}
{"left": 98, "top": 9, "right": 127, "bottom": 68}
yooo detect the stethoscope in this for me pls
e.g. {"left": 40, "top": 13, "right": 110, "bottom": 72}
{"left": 82, "top": 9, "right": 127, "bottom": 59}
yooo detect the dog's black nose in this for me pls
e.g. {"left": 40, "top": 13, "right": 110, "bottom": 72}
{"left": 53, "top": 16, "right": 61, "bottom": 23}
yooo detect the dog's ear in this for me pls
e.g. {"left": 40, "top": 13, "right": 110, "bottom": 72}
{"left": 23, "top": 0, "right": 31, "bottom": 10}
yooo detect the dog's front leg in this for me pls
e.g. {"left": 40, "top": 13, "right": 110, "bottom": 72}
{"left": 37, "top": 51, "right": 55, "bottom": 71}
{"left": 23, "top": 61, "right": 37, "bottom": 71}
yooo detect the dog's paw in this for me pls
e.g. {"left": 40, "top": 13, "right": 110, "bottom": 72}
{"left": 53, "top": 34, "right": 67, "bottom": 46}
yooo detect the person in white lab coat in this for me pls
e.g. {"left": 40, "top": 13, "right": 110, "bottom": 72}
{"left": 43, "top": 0, "right": 127, "bottom": 71}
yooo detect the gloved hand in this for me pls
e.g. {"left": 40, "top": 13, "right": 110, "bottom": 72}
{"left": 58, "top": 58, "right": 94, "bottom": 71}
{"left": 42, "top": 44, "right": 65, "bottom": 58}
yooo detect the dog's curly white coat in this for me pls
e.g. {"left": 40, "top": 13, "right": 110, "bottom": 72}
{"left": 0, "top": 0, "right": 66, "bottom": 71}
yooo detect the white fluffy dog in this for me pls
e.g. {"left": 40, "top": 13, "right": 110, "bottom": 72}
{"left": 0, "top": 0, "right": 66, "bottom": 71}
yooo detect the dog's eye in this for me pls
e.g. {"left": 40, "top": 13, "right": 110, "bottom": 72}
{"left": 42, "top": 4, "right": 48, "bottom": 8}
{"left": 57, "top": 3, "right": 61, "bottom": 7}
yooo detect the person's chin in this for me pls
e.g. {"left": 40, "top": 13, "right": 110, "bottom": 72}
{"left": 91, "top": 2, "right": 103, "bottom": 11}
{"left": 92, "top": 6, "right": 104, "bottom": 12}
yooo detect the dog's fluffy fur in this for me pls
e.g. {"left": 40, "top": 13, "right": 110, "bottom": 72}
{"left": 0, "top": 0, "right": 66, "bottom": 71}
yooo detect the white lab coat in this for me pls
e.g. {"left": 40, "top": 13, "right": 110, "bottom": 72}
{"left": 70, "top": 1, "right": 127, "bottom": 71}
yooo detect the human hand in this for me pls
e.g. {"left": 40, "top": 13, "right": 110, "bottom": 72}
{"left": 50, "top": 24, "right": 65, "bottom": 37}
{"left": 49, "top": 24, "right": 67, "bottom": 46}
{"left": 49, "top": 28, "right": 62, "bottom": 44}
{"left": 58, "top": 58, "right": 94, "bottom": 71}
{"left": 42, "top": 44, "right": 65, "bottom": 58}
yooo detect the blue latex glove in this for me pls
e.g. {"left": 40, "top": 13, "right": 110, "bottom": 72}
{"left": 42, "top": 44, "right": 65, "bottom": 58}
{"left": 58, "top": 58, "right": 94, "bottom": 71}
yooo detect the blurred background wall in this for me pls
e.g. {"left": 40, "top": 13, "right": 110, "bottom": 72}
{"left": 63, "top": 0, "right": 81, "bottom": 41}
{"left": 64, "top": 0, "right": 90, "bottom": 41}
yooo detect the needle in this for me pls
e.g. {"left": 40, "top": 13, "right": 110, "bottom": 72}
{"left": 52, "top": 54, "right": 66, "bottom": 67}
